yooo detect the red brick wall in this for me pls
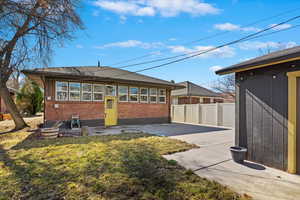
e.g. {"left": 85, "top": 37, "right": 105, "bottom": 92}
{"left": 178, "top": 97, "right": 200, "bottom": 104}
{"left": 118, "top": 102, "right": 169, "bottom": 119}
{"left": 44, "top": 79, "right": 170, "bottom": 122}
{"left": 213, "top": 98, "right": 224, "bottom": 103}
{"left": 45, "top": 101, "right": 105, "bottom": 121}
{"left": 45, "top": 101, "right": 170, "bottom": 121}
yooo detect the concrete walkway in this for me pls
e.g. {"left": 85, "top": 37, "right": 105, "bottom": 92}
{"left": 164, "top": 128, "right": 300, "bottom": 200}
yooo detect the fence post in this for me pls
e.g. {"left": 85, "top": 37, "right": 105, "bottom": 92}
{"left": 215, "top": 103, "right": 218, "bottom": 126}
{"left": 184, "top": 104, "right": 187, "bottom": 123}
{"left": 171, "top": 105, "right": 173, "bottom": 122}
{"left": 216, "top": 103, "right": 223, "bottom": 126}
{"left": 198, "top": 104, "right": 201, "bottom": 124}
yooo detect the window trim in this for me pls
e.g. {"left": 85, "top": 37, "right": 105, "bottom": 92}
{"left": 157, "top": 88, "right": 167, "bottom": 104}
{"left": 118, "top": 85, "right": 129, "bottom": 102}
{"left": 158, "top": 88, "right": 167, "bottom": 104}
{"left": 140, "top": 87, "right": 149, "bottom": 103}
{"left": 149, "top": 88, "right": 158, "bottom": 103}
{"left": 68, "top": 82, "right": 81, "bottom": 101}
{"left": 81, "top": 83, "right": 93, "bottom": 102}
{"left": 55, "top": 81, "right": 69, "bottom": 101}
{"left": 93, "top": 84, "right": 104, "bottom": 102}
{"left": 105, "top": 85, "right": 116, "bottom": 97}
{"left": 129, "top": 87, "right": 139, "bottom": 103}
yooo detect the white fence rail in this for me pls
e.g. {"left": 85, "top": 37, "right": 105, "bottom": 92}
{"left": 171, "top": 103, "right": 235, "bottom": 128}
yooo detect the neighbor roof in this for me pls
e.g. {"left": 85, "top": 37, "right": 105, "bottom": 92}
{"left": 216, "top": 46, "right": 300, "bottom": 75}
{"left": 22, "top": 66, "right": 184, "bottom": 89}
{"left": 171, "top": 81, "right": 221, "bottom": 97}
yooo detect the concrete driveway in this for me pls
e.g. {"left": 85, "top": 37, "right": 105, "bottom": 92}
{"left": 164, "top": 126, "right": 300, "bottom": 200}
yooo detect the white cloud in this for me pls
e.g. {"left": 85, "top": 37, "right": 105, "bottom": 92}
{"left": 168, "top": 38, "right": 177, "bottom": 41}
{"left": 92, "top": 10, "right": 100, "bottom": 16}
{"left": 269, "top": 23, "right": 292, "bottom": 31}
{"left": 168, "top": 45, "right": 235, "bottom": 58}
{"left": 239, "top": 41, "right": 297, "bottom": 50}
{"left": 120, "top": 15, "right": 127, "bottom": 23}
{"left": 214, "top": 22, "right": 260, "bottom": 32}
{"left": 95, "top": 40, "right": 164, "bottom": 49}
{"left": 241, "top": 26, "right": 261, "bottom": 32}
{"left": 93, "top": 0, "right": 219, "bottom": 17}
{"left": 214, "top": 23, "right": 240, "bottom": 31}
{"left": 76, "top": 44, "right": 83, "bottom": 49}
{"left": 136, "top": 6, "right": 155, "bottom": 16}
{"left": 210, "top": 65, "right": 223, "bottom": 72}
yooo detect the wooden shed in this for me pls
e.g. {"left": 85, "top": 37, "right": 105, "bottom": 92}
{"left": 216, "top": 46, "right": 300, "bottom": 175}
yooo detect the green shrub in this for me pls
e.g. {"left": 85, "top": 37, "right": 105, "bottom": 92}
{"left": 16, "top": 78, "right": 43, "bottom": 116}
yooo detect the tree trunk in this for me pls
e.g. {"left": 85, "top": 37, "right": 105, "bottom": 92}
{"left": 0, "top": 85, "right": 28, "bottom": 130}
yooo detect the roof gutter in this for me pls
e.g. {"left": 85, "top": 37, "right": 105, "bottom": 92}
{"left": 22, "top": 70, "right": 185, "bottom": 89}
{"left": 216, "top": 56, "right": 300, "bottom": 75}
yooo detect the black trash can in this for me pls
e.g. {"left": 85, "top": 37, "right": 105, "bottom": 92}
{"left": 230, "top": 146, "right": 247, "bottom": 164}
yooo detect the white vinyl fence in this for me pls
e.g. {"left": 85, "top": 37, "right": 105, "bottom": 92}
{"left": 171, "top": 103, "right": 235, "bottom": 128}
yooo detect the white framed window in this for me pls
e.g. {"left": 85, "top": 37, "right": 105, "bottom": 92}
{"left": 82, "top": 83, "right": 92, "bottom": 101}
{"left": 118, "top": 86, "right": 128, "bottom": 102}
{"left": 93, "top": 84, "right": 104, "bottom": 101}
{"left": 106, "top": 85, "right": 116, "bottom": 96}
{"left": 56, "top": 81, "right": 68, "bottom": 101}
{"left": 129, "top": 87, "right": 139, "bottom": 102}
{"left": 140, "top": 88, "right": 148, "bottom": 103}
{"left": 69, "top": 82, "right": 81, "bottom": 101}
{"left": 150, "top": 88, "right": 157, "bottom": 103}
{"left": 158, "top": 89, "right": 166, "bottom": 103}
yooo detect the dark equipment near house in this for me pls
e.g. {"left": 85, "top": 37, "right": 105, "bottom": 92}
{"left": 71, "top": 114, "right": 81, "bottom": 129}
{"left": 230, "top": 146, "right": 247, "bottom": 164}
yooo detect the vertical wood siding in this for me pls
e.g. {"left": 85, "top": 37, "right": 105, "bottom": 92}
{"left": 236, "top": 62, "right": 299, "bottom": 170}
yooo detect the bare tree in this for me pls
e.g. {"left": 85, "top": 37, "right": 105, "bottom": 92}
{"left": 212, "top": 74, "right": 235, "bottom": 98}
{"left": 0, "top": 0, "right": 83, "bottom": 130}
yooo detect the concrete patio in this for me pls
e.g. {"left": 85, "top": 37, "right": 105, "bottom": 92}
{"left": 164, "top": 127, "right": 300, "bottom": 200}
{"left": 87, "top": 122, "right": 228, "bottom": 136}
{"left": 86, "top": 122, "right": 300, "bottom": 199}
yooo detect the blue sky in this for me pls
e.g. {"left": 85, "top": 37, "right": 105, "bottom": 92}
{"left": 52, "top": 0, "right": 300, "bottom": 88}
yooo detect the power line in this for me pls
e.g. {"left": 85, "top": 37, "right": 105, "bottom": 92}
{"left": 171, "top": 23, "right": 300, "bottom": 89}
{"left": 116, "top": 23, "right": 300, "bottom": 70}
{"left": 112, "top": 15, "right": 300, "bottom": 78}
{"left": 108, "top": 7, "right": 300, "bottom": 67}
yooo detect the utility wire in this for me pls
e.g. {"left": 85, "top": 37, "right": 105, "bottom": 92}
{"left": 108, "top": 7, "right": 300, "bottom": 66}
{"left": 173, "top": 24, "right": 300, "bottom": 89}
{"left": 112, "top": 15, "right": 300, "bottom": 78}
{"left": 117, "top": 22, "right": 300, "bottom": 69}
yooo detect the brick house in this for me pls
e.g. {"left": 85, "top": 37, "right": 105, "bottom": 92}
{"left": 22, "top": 66, "right": 183, "bottom": 127}
{"left": 171, "top": 81, "right": 224, "bottom": 104}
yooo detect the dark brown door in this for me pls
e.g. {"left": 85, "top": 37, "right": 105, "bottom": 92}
{"left": 297, "top": 78, "right": 300, "bottom": 174}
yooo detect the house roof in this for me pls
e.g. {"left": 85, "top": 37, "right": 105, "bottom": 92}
{"left": 171, "top": 81, "right": 221, "bottom": 97}
{"left": 215, "top": 46, "right": 300, "bottom": 75}
{"left": 22, "top": 66, "right": 184, "bottom": 89}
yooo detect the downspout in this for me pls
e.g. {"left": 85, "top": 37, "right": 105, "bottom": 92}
{"left": 41, "top": 75, "right": 46, "bottom": 127}
{"left": 187, "top": 82, "right": 191, "bottom": 104}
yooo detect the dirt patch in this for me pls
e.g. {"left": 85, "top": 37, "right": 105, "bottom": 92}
{"left": 0, "top": 114, "right": 43, "bottom": 133}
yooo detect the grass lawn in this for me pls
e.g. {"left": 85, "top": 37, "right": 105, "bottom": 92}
{"left": 0, "top": 128, "right": 251, "bottom": 200}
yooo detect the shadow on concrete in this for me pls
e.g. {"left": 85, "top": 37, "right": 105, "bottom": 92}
{"left": 242, "top": 161, "right": 266, "bottom": 170}
{"left": 144, "top": 123, "right": 229, "bottom": 136}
